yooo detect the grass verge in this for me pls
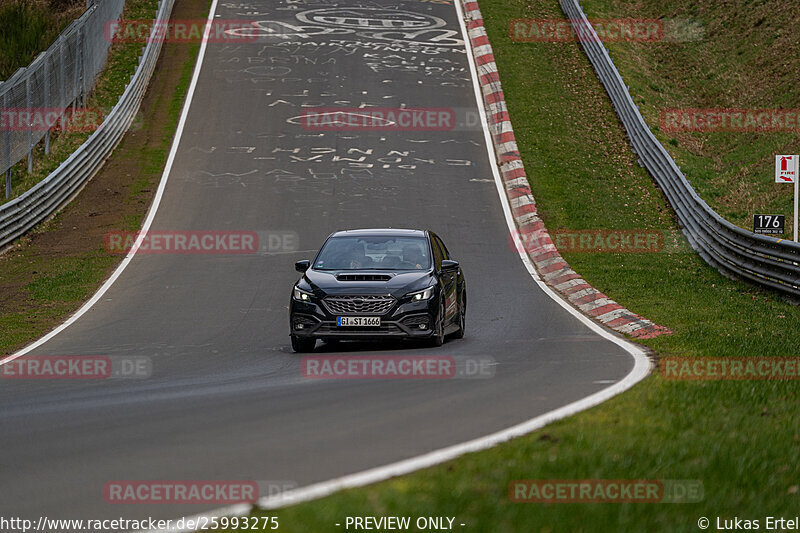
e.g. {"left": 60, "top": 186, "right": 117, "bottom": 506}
{"left": 233, "top": 0, "right": 800, "bottom": 531}
{"left": 0, "top": 0, "right": 84, "bottom": 80}
{"left": 580, "top": 0, "right": 800, "bottom": 231}
{"left": 0, "top": 0, "right": 203, "bottom": 356}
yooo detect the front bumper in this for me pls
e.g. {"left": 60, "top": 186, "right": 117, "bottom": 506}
{"left": 289, "top": 296, "right": 438, "bottom": 340}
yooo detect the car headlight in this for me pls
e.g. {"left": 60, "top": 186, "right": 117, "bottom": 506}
{"left": 293, "top": 286, "right": 313, "bottom": 302}
{"left": 407, "top": 286, "right": 435, "bottom": 301}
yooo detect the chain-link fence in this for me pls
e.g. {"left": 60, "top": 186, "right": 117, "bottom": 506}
{"left": 1, "top": 0, "right": 125, "bottom": 196}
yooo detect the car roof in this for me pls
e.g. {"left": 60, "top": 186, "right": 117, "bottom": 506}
{"left": 329, "top": 228, "right": 428, "bottom": 238}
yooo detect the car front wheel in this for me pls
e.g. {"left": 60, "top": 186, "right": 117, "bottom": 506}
{"left": 452, "top": 292, "right": 466, "bottom": 339}
{"left": 291, "top": 335, "right": 316, "bottom": 353}
{"left": 430, "top": 300, "right": 445, "bottom": 347}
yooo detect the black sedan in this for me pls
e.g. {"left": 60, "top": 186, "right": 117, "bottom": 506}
{"left": 289, "top": 229, "right": 466, "bottom": 352}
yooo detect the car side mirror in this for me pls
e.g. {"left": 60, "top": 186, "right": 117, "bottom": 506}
{"left": 440, "top": 259, "right": 459, "bottom": 272}
{"left": 295, "top": 260, "right": 310, "bottom": 273}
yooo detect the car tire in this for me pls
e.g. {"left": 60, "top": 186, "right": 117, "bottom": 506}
{"left": 452, "top": 292, "right": 466, "bottom": 339}
{"left": 430, "top": 300, "right": 445, "bottom": 347}
{"left": 291, "top": 335, "right": 316, "bottom": 353}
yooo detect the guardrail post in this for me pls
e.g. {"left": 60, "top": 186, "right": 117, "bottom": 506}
{"left": 26, "top": 76, "right": 33, "bottom": 174}
{"left": 4, "top": 170, "right": 10, "bottom": 199}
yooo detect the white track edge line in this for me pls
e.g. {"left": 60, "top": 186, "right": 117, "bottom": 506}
{"left": 137, "top": 1, "right": 652, "bottom": 531}
{"left": 0, "top": 0, "right": 220, "bottom": 367}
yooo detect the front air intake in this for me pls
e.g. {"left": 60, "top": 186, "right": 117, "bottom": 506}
{"left": 336, "top": 274, "right": 392, "bottom": 282}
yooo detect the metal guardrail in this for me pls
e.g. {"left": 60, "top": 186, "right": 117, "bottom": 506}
{"left": 562, "top": 0, "right": 800, "bottom": 297}
{"left": 0, "top": 0, "right": 176, "bottom": 251}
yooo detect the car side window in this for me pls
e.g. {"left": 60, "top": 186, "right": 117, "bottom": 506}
{"left": 430, "top": 234, "right": 444, "bottom": 269}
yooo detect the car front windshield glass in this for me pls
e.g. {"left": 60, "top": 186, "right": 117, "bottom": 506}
{"left": 314, "top": 236, "right": 431, "bottom": 271}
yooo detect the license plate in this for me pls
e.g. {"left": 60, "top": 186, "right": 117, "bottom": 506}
{"left": 337, "top": 316, "right": 381, "bottom": 327}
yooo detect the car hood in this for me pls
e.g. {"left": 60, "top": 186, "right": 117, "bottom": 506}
{"left": 302, "top": 269, "right": 434, "bottom": 298}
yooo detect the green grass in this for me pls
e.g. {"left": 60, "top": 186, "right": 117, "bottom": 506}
{"left": 0, "top": 212, "right": 115, "bottom": 350}
{"left": 25, "top": 251, "right": 115, "bottom": 301}
{"left": 580, "top": 0, "right": 800, "bottom": 231}
{"left": 0, "top": 0, "right": 83, "bottom": 80}
{"left": 229, "top": 0, "right": 800, "bottom": 531}
{"left": 0, "top": 0, "right": 161, "bottom": 204}
{"left": 252, "top": 378, "right": 797, "bottom": 533}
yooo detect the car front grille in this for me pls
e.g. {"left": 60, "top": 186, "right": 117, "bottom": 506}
{"left": 323, "top": 295, "right": 396, "bottom": 315}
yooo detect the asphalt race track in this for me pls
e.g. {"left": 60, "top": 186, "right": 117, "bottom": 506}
{"left": 0, "top": 0, "right": 637, "bottom": 524}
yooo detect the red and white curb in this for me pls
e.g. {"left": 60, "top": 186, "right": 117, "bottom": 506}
{"left": 461, "top": 0, "right": 670, "bottom": 339}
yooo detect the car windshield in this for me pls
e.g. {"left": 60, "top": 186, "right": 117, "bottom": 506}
{"left": 314, "top": 235, "right": 431, "bottom": 271}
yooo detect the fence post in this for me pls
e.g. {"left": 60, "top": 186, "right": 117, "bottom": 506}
{"left": 60, "top": 36, "right": 66, "bottom": 132}
{"left": 80, "top": 26, "right": 86, "bottom": 107}
{"left": 83, "top": 14, "right": 91, "bottom": 98}
{"left": 3, "top": 90, "right": 9, "bottom": 199}
{"left": 26, "top": 76, "right": 33, "bottom": 174}
{"left": 73, "top": 29, "right": 80, "bottom": 115}
{"left": 44, "top": 56, "right": 51, "bottom": 155}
